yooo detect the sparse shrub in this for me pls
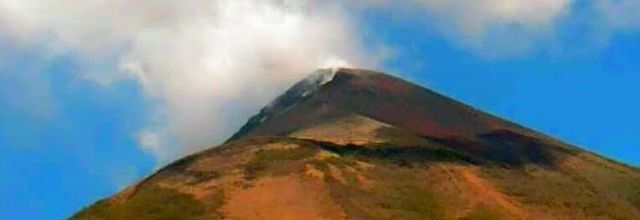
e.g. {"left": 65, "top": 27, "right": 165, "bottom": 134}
{"left": 376, "top": 185, "right": 444, "bottom": 219}
{"left": 629, "top": 186, "right": 640, "bottom": 209}
{"left": 463, "top": 205, "right": 503, "bottom": 220}
{"left": 71, "top": 185, "right": 207, "bottom": 220}
{"left": 323, "top": 162, "right": 446, "bottom": 220}
{"left": 244, "top": 145, "right": 315, "bottom": 180}
{"left": 208, "top": 189, "right": 226, "bottom": 220}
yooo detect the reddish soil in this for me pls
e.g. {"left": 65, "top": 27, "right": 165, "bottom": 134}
{"left": 222, "top": 175, "right": 346, "bottom": 220}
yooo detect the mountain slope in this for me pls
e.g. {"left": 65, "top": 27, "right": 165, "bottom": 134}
{"left": 72, "top": 68, "right": 640, "bottom": 220}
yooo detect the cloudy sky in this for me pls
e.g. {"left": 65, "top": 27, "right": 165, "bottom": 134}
{"left": 1, "top": 0, "right": 639, "bottom": 219}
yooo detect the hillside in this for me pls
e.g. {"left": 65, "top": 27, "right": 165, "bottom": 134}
{"left": 72, "top": 68, "right": 640, "bottom": 220}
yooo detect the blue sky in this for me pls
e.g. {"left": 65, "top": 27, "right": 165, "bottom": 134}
{"left": 1, "top": 1, "right": 639, "bottom": 219}
{"left": 0, "top": 56, "right": 155, "bottom": 219}
{"left": 359, "top": 7, "right": 640, "bottom": 165}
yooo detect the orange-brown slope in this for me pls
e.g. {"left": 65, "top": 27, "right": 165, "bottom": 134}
{"left": 72, "top": 135, "right": 640, "bottom": 220}
{"left": 72, "top": 68, "right": 640, "bottom": 220}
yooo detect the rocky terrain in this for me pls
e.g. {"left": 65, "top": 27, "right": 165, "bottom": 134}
{"left": 72, "top": 68, "right": 640, "bottom": 220}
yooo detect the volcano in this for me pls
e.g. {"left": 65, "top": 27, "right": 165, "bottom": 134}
{"left": 73, "top": 68, "right": 640, "bottom": 220}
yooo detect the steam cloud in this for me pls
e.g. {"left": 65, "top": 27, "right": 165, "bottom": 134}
{"left": 0, "top": 0, "right": 372, "bottom": 163}
{"left": 1, "top": 0, "right": 637, "bottom": 164}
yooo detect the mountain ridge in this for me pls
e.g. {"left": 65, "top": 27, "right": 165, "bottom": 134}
{"left": 72, "top": 68, "right": 640, "bottom": 220}
{"left": 231, "top": 68, "right": 560, "bottom": 142}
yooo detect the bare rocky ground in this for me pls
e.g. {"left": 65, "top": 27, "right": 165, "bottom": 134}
{"left": 72, "top": 69, "right": 640, "bottom": 220}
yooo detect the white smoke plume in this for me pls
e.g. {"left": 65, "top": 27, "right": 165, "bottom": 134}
{"left": 2, "top": 0, "right": 636, "bottom": 164}
{"left": 0, "top": 0, "right": 372, "bottom": 163}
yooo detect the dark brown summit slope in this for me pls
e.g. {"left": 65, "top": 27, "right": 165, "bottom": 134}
{"left": 231, "top": 68, "right": 572, "bottom": 166}
{"left": 232, "top": 68, "right": 530, "bottom": 140}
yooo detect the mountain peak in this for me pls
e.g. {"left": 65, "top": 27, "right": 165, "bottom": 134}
{"left": 74, "top": 68, "right": 640, "bottom": 220}
{"left": 230, "top": 68, "right": 532, "bottom": 142}
{"left": 228, "top": 67, "right": 379, "bottom": 141}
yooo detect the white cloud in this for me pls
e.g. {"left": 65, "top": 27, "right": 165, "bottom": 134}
{"left": 415, "top": 0, "right": 571, "bottom": 35}
{"left": 345, "top": 0, "right": 575, "bottom": 56}
{"left": 406, "top": 0, "right": 574, "bottom": 56}
{"left": 595, "top": 0, "right": 640, "bottom": 32}
{"left": 2, "top": 0, "right": 639, "bottom": 164}
{"left": 364, "top": 0, "right": 640, "bottom": 56}
{"left": 0, "top": 0, "right": 372, "bottom": 164}
{"left": 137, "top": 130, "right": 162, "bottom": 157}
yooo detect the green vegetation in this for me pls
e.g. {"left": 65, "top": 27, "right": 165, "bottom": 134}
{"left": 630, "top": 187, "right": 640, "bottom": 209}
{"left": 185, "top": 170, "right": 221, "bottom": 185}
{"left": 310, "top": 153, "right": 357, "bottom": 171}
{"left": 244, "top": 145, "right": 315, "bottom": 180}
{"left": 463, "top": 205, "right": 503, "bottom": 220}
{"left": 315, "top": 141, "right": 476, "bottom": 166}
{"left": 482, "top": 165, "right": 639, "bottom": 219}
{"left": 375, "top": 184, "right": 444, "bottom": 220}
{"left": 320, "top": 158, "right": 446, "bottom": 220}
{"left": 70, "top": 137, "right": 640, "bottom": 220}
{"left": 374, "top": 127, "right": 432, "bottom": 146}
{"left": 71, "top": 186, "right": 207, "bottom": 220}
{"left": 206, "top": 189, "right": 226, "bottom": 220}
